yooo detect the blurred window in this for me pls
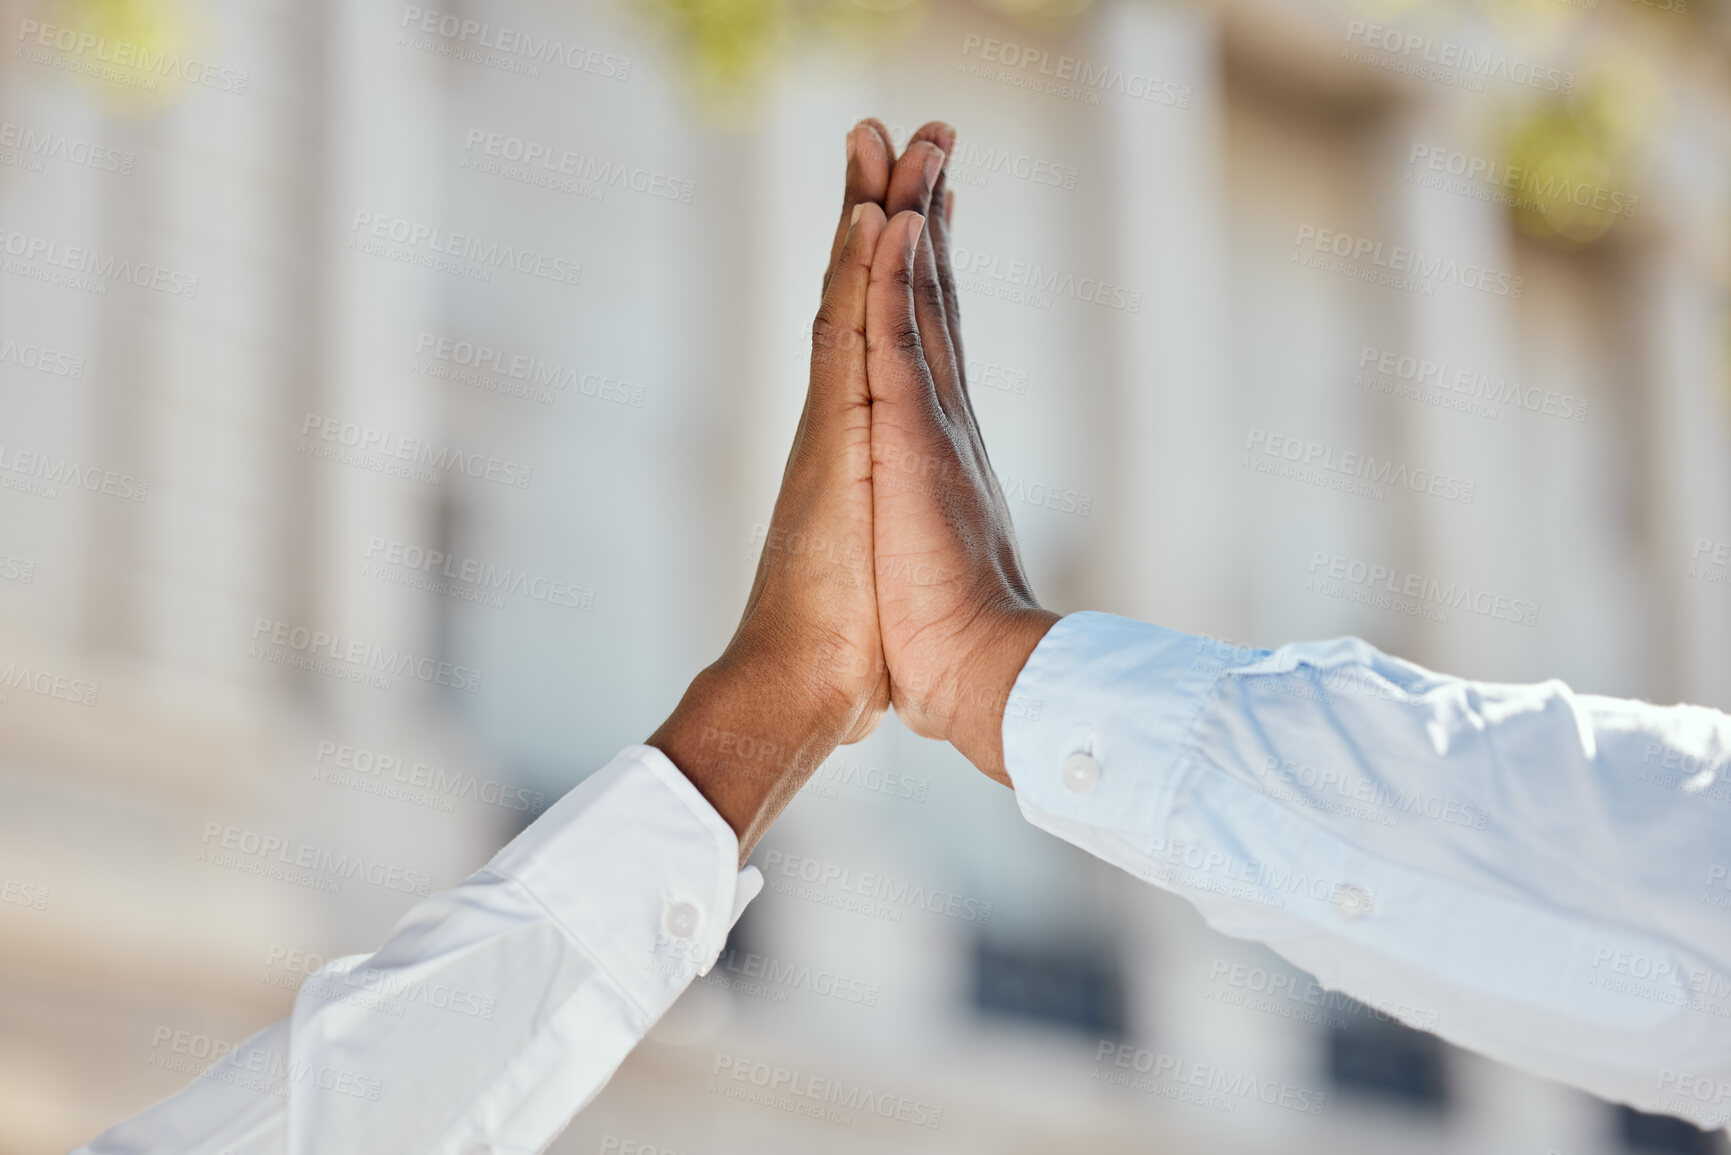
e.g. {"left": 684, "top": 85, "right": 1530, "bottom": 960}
{"left": 1615, "top": 1105, "right": 1730, "bottom": 1154}
{"left": 1326, "top": 1000, "right": 1450, "bottom": 1110}
{"left": 970, "top": 935, "right": 1124, "bottom": 1038}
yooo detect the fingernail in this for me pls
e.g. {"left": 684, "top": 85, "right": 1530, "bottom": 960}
{"left": 846, "top": 126, "right": 858, "bottom": 165}
{"left": 905, "top": 214, "right": 925, "bottom": 261}
{"left": 921, "top": 146, "right": 945, "bottom": 193}
{"left": 850, "top": 203, "right": 865, "bottom": 227}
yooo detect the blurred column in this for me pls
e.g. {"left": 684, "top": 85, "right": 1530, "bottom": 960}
{"left": 1394, "top": 96, "right": 1542, "bottom": 683}
{"left": 1643, "top": 102, "right": 1731, "bottom": 710}
{"left": 314, "top": 0, "right": 451, "bottom": 736}
{"left": 1094, "top": 0, "right": 1238, "bottom": 631}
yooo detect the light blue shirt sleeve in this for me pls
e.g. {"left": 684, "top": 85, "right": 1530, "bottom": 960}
{"left": 1004, "top": 611, "right": 1731, "bottom": 1130}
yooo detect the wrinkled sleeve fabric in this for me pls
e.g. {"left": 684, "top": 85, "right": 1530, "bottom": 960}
{"left": 75, "top": 744, "right": 764, "bottom": 1155}
{"left": 1005, "top": 611, "right": 1731, "bottom": 1130}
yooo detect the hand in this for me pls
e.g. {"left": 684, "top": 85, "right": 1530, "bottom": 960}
{"left": 865, "top": 124, "right": 1060, "bottom": 787}
{"left": 649, "top": 122, "right": 899, "bottom": 863}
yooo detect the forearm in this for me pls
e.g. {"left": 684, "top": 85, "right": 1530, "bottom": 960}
{"left": 649, "top": 660, "right": 854, "bottom": 865}
{"left": 943, "top": 608, "right": 1061, "bottom": 787}
{"left": 997, "top": 611, "right": 1731, "bottom": 1129}
{"left": 78, "top": 748, "right": 755, "bottom": 1154}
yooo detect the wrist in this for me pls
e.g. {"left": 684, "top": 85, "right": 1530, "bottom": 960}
{"left": 946, "top": 608, "right": 1061, "bottom": 787}
{"left": 648, "top": 658, "right": 847, "bottom": 865}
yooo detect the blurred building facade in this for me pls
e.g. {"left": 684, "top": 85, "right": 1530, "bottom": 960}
{"left": 0, "top": 0, "right": 1728, "bottom": 1151}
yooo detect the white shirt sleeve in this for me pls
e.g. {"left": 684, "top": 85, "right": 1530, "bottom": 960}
{"left": 1004, "top": 611, "right": 1731, "bottom": 1130}
{"left": 75, "top": 744, "right": 764, "bottom": 1155}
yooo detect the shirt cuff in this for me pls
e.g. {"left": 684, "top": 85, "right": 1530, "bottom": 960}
{"left": 1003, "top": 612, "right": 1268, "bottom": 855}
{"left": 487, "top": 743, "right": 762, "bottom": 1025}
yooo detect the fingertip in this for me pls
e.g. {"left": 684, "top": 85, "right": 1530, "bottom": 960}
{"left": 873, "top": 210, "right": 925, "bottom": 276}
{"left": 844, "top": 202, "right": 886, "bottom": 260}
{"left": 859, "top": 120, "right": 894, "bottom": 162}
{"left": 912, "top": 120, "right": 957, "bottom": 160}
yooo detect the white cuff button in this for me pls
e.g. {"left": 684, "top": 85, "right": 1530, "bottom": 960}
{"left": 665, "top": 900, "right": 701, "bottom": 939}
{"left": 1061, "top": 752, "right": 1101, "bottom": 794}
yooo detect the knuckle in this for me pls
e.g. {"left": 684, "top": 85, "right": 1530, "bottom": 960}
{"left": 809, "top": 312, "right": 864, "bottom": 356}
{"left": 915, "top": 278, "right": 947, "bottom": 317}
{"left": 891, "top": 321, "right": 925, "bottom": 352}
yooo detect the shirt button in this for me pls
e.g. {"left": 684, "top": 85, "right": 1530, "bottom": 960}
{"left": 665, "top": 901, "right": 701, "bottom": 939}
{"left": 1332, "top": 884, "right": 1373, "bottom": 919}
{"left": 1061, "top": 752, "right": 1101, "bottom": 794}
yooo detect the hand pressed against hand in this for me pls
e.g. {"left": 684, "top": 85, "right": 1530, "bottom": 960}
{"left": 653, "top": 120, "right": 1057, "bottom": 858}
{"left": 650, "top": 121, "right": 901, "bottom": 861}
{"left": 865, "top": 124, "right": 1061, "bottom": 786}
